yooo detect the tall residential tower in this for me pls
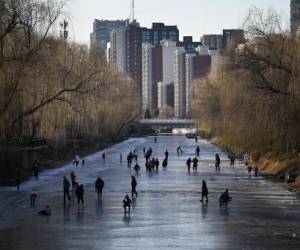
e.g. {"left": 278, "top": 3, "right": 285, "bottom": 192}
{"left": 90, "top": 19, "right": 129, "bottom": 58}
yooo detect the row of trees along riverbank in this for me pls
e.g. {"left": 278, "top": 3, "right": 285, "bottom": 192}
{"left": 191, "top": 8, "right": 300, "bottom": 189}
{"left": 0, "top": 0, "right": 140, "bottom": 184}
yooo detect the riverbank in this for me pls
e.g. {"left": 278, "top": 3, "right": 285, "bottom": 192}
{"left": 208, "top": 135, "right": 300, "bottom": 192}
{"left": 0, "top": 124, "right": 154, "bottom": 186}
{"left": 0, "top": 140, "right": 111, "bottom": 186}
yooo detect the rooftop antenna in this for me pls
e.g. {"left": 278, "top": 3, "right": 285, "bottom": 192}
{"left": 130, "top": 0, "right": 135, "bottom": 22}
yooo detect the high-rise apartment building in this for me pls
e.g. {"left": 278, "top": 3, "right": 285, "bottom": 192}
{"left": 291, "top": 0, "right": 300, "bottom": 35}
{"left": 161, "top": 40, "right": 178, "bottom": 85}
{"left": 222, "top": 29, "right": 245, "bottom": 48}
{"left": 201, "top": 34, "right": 223, "bottom": 50}
{"left": 90, "top": 19, "right": 129, "bottom": 58}
{"left": 174, "top": 47, "right": 186, "bottom": 118}
{"left": 142, "top": 44, "right": 154, "bottom": 113}
{"left": 185, "top": 54, "right": 196, "bottom": 117}
{"left": 110, "top": 28, "right": 127, "bottom": 73}
{"left": 110, "top": 22, "right": 178, "bottom": 98}
{"left": 185, "top": 47, "right": 212, "bottom": 117}
{"left": 141, "top": 23, "right": 179, "bottom": 45}
{"left": 110, "top": 21, "right": 142, "bottom": 95}
{"left": 127, "top": 22, "right": 143, "bottom": 96}
{"left": 142, "top": 44, "right": 163, "bottom": 114}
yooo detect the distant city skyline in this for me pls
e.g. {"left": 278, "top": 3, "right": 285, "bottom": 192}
{"left": 66, "top": 0, "right": 290, "bottom": 45}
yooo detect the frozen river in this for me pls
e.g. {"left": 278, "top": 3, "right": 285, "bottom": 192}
{"left": 0, "top": 135, "right": 300, "bottom": 250}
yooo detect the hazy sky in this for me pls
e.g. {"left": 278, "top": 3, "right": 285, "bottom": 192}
{"left": 65, "top": 0, "right": 290, "bottom": 45}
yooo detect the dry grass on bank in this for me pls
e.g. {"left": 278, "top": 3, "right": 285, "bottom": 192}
{"left": 292, "top": 176, "right": 300, "bottom": 190}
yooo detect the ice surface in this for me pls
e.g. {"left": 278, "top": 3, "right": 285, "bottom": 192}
{"left": 0, "top": 136, "right": 300, "bottom": 250}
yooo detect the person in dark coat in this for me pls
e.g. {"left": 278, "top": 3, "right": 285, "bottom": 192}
{"left": 254, "top": 165, "right": 259, "bottom": 177}
{"left": 32, "top": 161, "right": 39, "bottom": 181}
{"left": 95, "top": 177, "right": 104, "bottom": 200}
{"left": 38, "top": 205, "right": 51, "bottom": 216}
{"left": 186, "top": 158, "right": 192, "bottom": 172}
{"left": 219, "top": 189, "right": 232, "bottom": 206}
{"left": 192, "top": 157, "right": 198, "bottom": 171}
{"left": 76, "top": 184, "right": 84, "bottom": 206}
{"left": 102, "top": 152, "right": 106, "bottom": 162}
{"left": 164, "top": 150, "right": 169, "bottom": 160}
{"left": 215, "top": 154, "right": 221, "bottom": 171}
{"left": 123, "top": 194, "right": 132, "bottom": 214}
{"left": 145, "top": 151, "right": 150, "bottom": 163}
{"left": 229, "top": 154, "right": 235, "bottom": 166}
{"left": 63, "top": 176, "right": 71, "bottom": 203}
{"left": 127, "top": 152, "right": 133, "bottom": 167}
{"left": 200, "top": 180, "right": 208, "bottom": 202}
{"left": 195, "top": 146, "right": 200, "bottom": 157}
{"left": 131, "top": 176, "right": 138, "bottom": 197}
{"left": 155, "top": 158, "right": 160, "bottom": 171}
{"left": 162, "top": 158, "right": 168, "bottom": 168}
{"left": 148, "top": 147, "right": 153, "bottom": 157}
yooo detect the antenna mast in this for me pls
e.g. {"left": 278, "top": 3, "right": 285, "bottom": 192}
{"left": 133, "top": 0, "right": 135, "bottom": 21}
{"left": 130, "top": 0, "right": 135, "bottom": 22}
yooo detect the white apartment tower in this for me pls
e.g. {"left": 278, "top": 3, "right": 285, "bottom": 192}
{"left": 185, "top": 54, "right": 196, "bottom": 117}
{"left": 173, "top": 47, "right": 186, "bottom": 118}
{"left": 110, "top": 28, "right": 127, "bottom": 73}
{"left": 161, "top": 40, "right": 177, "bottom": 85}
{"left": 142, "top": 44, "right": 154, "bottom": 113}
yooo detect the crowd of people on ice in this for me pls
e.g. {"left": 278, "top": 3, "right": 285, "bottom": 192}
{"left": 14, "top": 135, "right": 260, "bottom": 216}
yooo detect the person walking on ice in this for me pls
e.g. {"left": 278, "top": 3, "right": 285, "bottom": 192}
{"left": 32, "top": 161, "right": 39, "bottom": 181}
{"left": 215, "top": 154, "right": 221, "bottom": 171}
{"left": 76, "top": 184, "right": 84, "bottom": 207}
{"left": 164, "top": 150, "right": 169, "bottom": 160}
{"left": 30, "top": 189, "right": 38, "bottom": 207}
{"left": 127, "top": 152, "right": 133, "bottom": 167}
{"left": 120, "top": 153, "right": 123, "bottom": 164}
{"left": 155, "top": 158, "right": 160, "bottom": 171}
{"left": 186, "top": 158, "right": 192, "bottom": 172}
{"left": 200, "top": 180, "right": 208, "bottom": 202}
{"left": 192, "top": 157, "right": 199, "bottom": 172}
{"left": 63, "top": 176, "right": 71, "bottom": 203}
{"left": 162, "top": 158, "right": 168, "bottom": 168}
{"left": 95, "top": 177, "right": 104, "bottom": 200}
{"left": 123, "top": 195, "right": 132, "bottom": 214}
{"left": 229, "top": 154, "right": 235, "bottom": 166}
{"left": 195, "top": 146, "right": 200, "bottom": 157}
{"left": 131, "top": 176, "right": 138, "bottom": 197}
{"left": 102, "top": 152, "right": 106, "bottom": 162}
{"left": 219, "top": 189, "right": 232, "bottom": 206}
